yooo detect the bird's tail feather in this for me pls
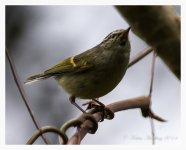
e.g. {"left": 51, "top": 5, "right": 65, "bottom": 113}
{"left": 24, "top": 73, "right": 52, "bottom": 85}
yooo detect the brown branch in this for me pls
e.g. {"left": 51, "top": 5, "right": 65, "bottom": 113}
{"left": 107, "top": 96, "right": 150, "bottom": 112}
{"left": 67, "top": 96, "right": 163, "bottom": 144}
{"left": 6, "top": 48, "right": 50, "bottom": 144}
{"left": 116, "top": 6, "right": 180, "bottom": 79}
{"left": 128, "top": 47, "right": 153, "bottom": 68}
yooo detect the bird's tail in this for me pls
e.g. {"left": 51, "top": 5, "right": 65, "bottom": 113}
{"left": 24, "top": 73, "right": 52, "bottom": 85}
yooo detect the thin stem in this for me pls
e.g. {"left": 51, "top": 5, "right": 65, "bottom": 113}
{"left": 150, "top": 118, "right": 155, "bottom": 145}
{"left": 6, "top": 48, "right": 49, "bottom": 144}
{"left": 128, "top": 47, "right": 153, "bottom": 68}
{"left": 149, "top": 51, "right": 157, "bottom": 98}
{"left": 148, "top": 50, "right": 157, "bottom": 145}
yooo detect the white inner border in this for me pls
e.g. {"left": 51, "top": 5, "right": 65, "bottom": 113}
{"left": 1, "top": 0, "right": 185, "bottom": 150}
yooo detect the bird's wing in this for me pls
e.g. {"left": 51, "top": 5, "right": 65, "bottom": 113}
{"left": 44, "top": 55, "right": 93, "bottom": 75}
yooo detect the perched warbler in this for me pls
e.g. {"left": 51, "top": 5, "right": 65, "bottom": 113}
{"left": 25, "top": 28, "right": 131, "bottom": 112}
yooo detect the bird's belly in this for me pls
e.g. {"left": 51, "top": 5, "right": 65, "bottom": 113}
{"left": 56, "top": 65, "right": 126, "bottom": 99}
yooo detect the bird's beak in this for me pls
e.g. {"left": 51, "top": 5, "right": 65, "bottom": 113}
{"left": 126, "top": 27, "right": 131, "bottom": 35}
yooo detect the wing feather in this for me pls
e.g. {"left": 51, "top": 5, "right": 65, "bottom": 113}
{"left": 44, "top": 55, "right": 93, "bottom": 75}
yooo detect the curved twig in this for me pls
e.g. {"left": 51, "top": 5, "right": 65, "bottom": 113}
{"left": 26, "top": 126, "right": 68, "bottom": 144}
{"left": 58, "top": 119, "right": 83, "bottom": 144}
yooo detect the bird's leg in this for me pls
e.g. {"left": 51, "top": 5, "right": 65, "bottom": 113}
{"left": 69, "top": 96, "right": 99, "bottom": 134}
{"left": 69, "top": 95, "right": 86, "bottom": 113}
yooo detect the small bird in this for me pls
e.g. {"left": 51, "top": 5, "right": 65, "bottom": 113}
{"left": 25, "top": 27, "right": 131, "bottom": 113}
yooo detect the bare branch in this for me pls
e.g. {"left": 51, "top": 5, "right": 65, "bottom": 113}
{"left": 128, "top": 47, "right": 153, "bottom": 68}
{"left": 67, "top": 96, "right": 164, "bottom": 144}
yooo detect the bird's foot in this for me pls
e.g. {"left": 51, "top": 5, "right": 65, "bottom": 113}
{"left": 88, "top": 98, "right": 114, "bottom": 122}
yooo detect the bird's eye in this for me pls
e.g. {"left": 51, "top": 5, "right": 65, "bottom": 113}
{"left": 120, "top": 39, "right": 126, "bottom": 46}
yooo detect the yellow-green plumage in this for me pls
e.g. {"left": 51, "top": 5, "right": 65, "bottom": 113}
{"left": 25, "top": 28, "right": 131, "bottom": 100}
